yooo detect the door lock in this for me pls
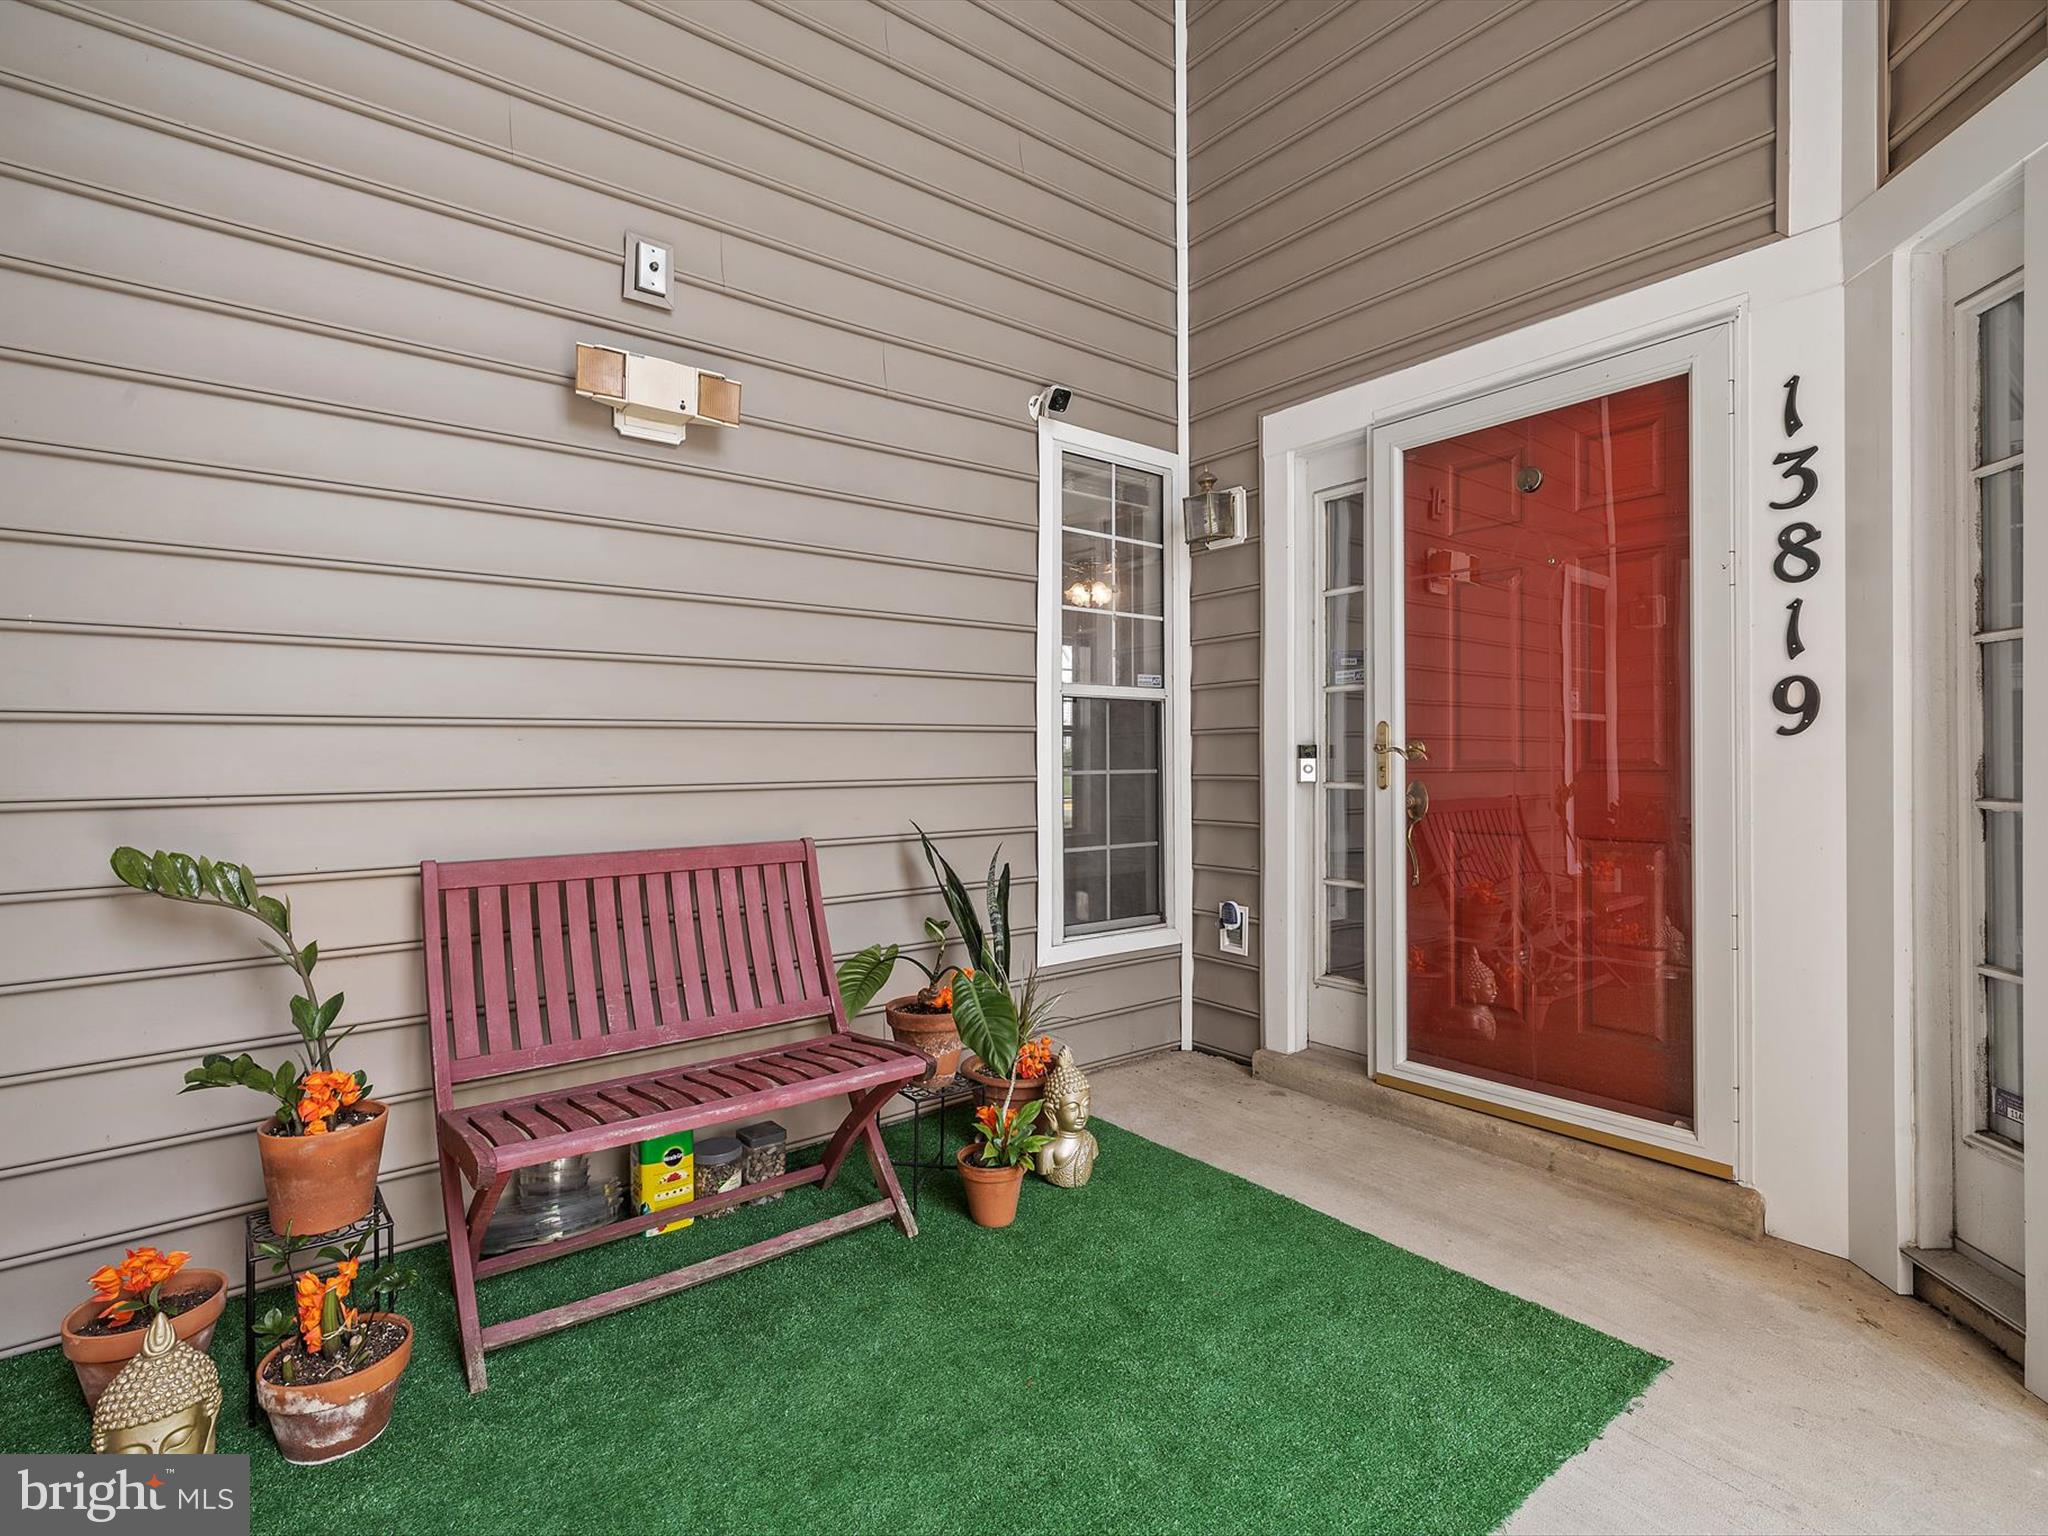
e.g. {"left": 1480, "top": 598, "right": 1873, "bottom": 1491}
{"left": 1373, "top": 719, "right": 1427, "bottom": 789}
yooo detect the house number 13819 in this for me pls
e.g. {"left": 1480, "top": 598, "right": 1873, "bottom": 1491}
{"left": 1770, "top": 374, "right": 1820, "bottom": 736}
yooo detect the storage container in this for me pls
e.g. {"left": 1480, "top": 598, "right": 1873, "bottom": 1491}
{"left": 692, "top": 1135, "right": 744, "bottom": 1217}
{"left": 736, "top": 1120, "right": 788, "bottom": 1201}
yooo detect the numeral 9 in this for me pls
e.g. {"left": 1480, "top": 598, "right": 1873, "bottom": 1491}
{"left": 1772, "top": 675, "right": 1820, "bottom": 736}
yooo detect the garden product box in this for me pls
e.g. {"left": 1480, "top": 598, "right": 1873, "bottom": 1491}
{"left": 634, "top": 1131, "right": 695, "bottom": 1234}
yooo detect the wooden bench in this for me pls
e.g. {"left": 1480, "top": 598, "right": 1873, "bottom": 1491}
{"left": 421, "top": 839, "right": 927, "bottom": 1393}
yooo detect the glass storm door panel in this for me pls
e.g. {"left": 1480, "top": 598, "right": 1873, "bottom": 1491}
{"left": 1954, "top": 255, "right": 2024, "bottom": 1278}
{"left": 1400, "top": 375, "right": 1696, "bottom": 1127}
{"left": 1310, "top": 485, "right": 1373, "bottom": 1054}
{"left": 1974, "top": 290, "right": 2025, "bottom": 1153}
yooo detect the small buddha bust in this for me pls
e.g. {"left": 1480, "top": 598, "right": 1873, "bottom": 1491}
{"left": 89, "top": 1310, "right": 221, "bottom": 1455}
{"left": 1033, "top": 1046, "right": 1098, "bottom": 1188}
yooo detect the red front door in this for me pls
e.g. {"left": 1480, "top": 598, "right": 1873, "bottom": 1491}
{"left": 1401, "top": 375, "right": 1694, "bottom": 1127}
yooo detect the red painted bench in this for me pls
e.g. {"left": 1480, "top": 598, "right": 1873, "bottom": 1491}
{"left": 421, "top": 839, "right": 927, "bottom": 1392}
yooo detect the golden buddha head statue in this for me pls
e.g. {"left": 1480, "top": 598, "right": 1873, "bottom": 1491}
{"left": 1042, "top": 1047, "right": 1091, "bottom": 1133}
{"left": 89, "top": 1311, "right": 221, "bottom": 1455}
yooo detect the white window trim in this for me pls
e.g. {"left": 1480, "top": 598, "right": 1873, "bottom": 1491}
{"left": 1035, "top": 418, "right": 1189, "bottom": 969}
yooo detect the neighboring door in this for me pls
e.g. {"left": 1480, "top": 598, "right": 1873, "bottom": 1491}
{"left": 1950, "top": 221, "right": 2026, "bottom": 1276}
{"left": 1308, "top": 445, "right": 1373, "bottom": 1054}
{"left": 1367, "top": 330, "right": 1737, "bottom": 1171}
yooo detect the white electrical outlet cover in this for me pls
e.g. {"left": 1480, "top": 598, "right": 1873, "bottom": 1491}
{"left": 635, "top": 240, "right": 669, "bottom": 296}
{"left": 622, "top": 230, "right": 674, "bottom": 310}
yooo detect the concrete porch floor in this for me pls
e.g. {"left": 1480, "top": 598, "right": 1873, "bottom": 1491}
{"left": 1088, "top": 1051, "right": 2048, "bottom": 1535}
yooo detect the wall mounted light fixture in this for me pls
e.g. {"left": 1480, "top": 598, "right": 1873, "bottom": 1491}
{"left": 1184, "top": 467, "right": 1247, "bottom": 551}
{"left": 574, "top": 342, "right": 741, "bottom": 445}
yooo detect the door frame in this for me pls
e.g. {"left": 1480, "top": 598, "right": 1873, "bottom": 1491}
{"left": 1261, "top": 303, "right": 1752, "bottom": 1179}
{"left": 1365, "top": 327, "right": 1739, "bottom": 1172}
{"left": 1919, "top": 207, "right": 2028, "bottom": 1272}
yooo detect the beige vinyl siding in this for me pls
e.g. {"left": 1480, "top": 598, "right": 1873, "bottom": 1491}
{"left": 1884, "top": 0, "right": 2048, "bottom": 173}
{"left": 0, "top": 0, "right": 1176, "bottom": 1355}
{"left": 1183, "top": 0, "right": 1780, "bottom": 1059}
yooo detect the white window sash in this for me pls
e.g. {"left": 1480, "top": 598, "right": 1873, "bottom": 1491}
{"left": 1036, "top": 419, "right": 1187, "bottom": 968}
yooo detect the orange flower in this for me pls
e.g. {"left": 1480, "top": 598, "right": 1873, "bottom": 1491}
{"left": 1014, "top": 1037, "right": 1055, "bottom": 1079}
{"left": 295, "top": 1274, "right": 325, "bottom": 1353}
{"left": 295, "top": 1070, "right": 362, "bottom": 1134}
{"left": 96, "top": 1246, "right": 188, "bottom": 1315}
{"left": 291, "top": 1259, "right": 362, "bottom": 1352}
{"left": 974, "top": 1104, "right": 1021, "bottom": 1145}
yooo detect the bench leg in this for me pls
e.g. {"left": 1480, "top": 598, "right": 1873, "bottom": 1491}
{"left": 861, "top": 1118, "right": 918, "bottom": 1239}
{"left": 816, "top": 1082, "right": 919, "bottom": 1240}
{"left": 439, "top": 1154, "right": 489, "bottom": 1395}
{"left": 465, "top": 1172, "right": 512, "bottom": 1263}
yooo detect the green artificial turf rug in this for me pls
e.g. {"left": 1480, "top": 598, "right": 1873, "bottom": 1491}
{"left": 0, "top": 1111, "right": 1663, "bottom": 1534}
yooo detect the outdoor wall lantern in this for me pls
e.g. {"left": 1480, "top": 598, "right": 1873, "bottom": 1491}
{"left": 574, "top": 342, "right": 742, "bottom": 445}
{"left": 1183, "top": 467, "right": 1247, "bottom": 551}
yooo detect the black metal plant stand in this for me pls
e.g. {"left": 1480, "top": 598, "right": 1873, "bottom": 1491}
{"left": 241, "top": 1188, "right": 394, "bottom": 1425}
{"left": 891, "top": 1076, "right": 976, "bottom": 1217}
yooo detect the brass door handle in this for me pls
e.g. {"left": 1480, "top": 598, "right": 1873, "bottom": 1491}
{"left": 1373, "top": 719, "right": 1428, "bottom": 789}
{"left": 1405, "top": 780, "right": 1429, "bottom": 887}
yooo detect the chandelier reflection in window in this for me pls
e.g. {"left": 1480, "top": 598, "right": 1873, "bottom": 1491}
{"left": 1064, "top": 557, "right": 1117, "bottom": 610}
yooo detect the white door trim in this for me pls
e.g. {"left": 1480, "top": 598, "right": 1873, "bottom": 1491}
{"left": 1363, "top": 326, "right": 1738, "bottom": 1170}
{"left": 1259, "top": 233, "right": 1843, "bottom": 1181}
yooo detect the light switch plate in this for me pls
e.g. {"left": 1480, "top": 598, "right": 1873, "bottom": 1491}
{"left": 622, "top": 229, "right": 673, "bottom": 310}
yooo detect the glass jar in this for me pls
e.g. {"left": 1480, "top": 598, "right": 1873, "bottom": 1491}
{"left": 692, "top": 1135, "right": 744, "bottom": 1217}
{"left": 736, "top": 1121, "right": 788, "bottom": 1201}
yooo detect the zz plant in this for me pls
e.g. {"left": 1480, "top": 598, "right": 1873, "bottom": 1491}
{"left": 110, "top": 847, "right": 370, "bottom": 1136}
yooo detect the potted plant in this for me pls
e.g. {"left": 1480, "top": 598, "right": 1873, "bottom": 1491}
{"left": 110, "top": 847, "right": 386, "bottom": 1235}
{"left": 837, "top": 915, "right": 966, "bottom": 1084}
{"left": 908, "top": 827, "right": 1066, "bottom": 1120}
{"left": 59, "top": 1246, "right": 228, "bottom": 1409}
{"left": 957, "top": 1098, "right": 1054, "bottom": 1229}
{"left": 960, "top": 975, "right": 1061, "bottom": 1120}
{"left": 952, "top": 970, "right": 1057, "bottom": 1228}
{"left": 252, "top": 1238, "right": 417, "bottom": 1465}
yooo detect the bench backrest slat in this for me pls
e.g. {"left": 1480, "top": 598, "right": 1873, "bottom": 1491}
{"left": 421, "top": 840, "right": 845, "bottom": 1097}
{"left": 692, "top": 868, "right": 731, "bottom": 1017}
{"left": 717, "top": 867, "right": 753, "bottom": 1014}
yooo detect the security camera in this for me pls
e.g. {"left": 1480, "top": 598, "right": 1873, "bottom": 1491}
{"left": 1028, "top": 384, "right": 1074, "bottom": 420}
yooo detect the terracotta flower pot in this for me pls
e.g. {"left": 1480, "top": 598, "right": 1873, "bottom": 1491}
{"left": 258, "top": 1101, "right": 388, "bottom": 1237}
{"left": 959, "top": 1054, "right": 1053, "bottom": 1133}
{"left": 884, "top": 996, "right": 961, "bottom": 1084}
{"left": 256, "top": 1314, "right": 414, "bottom": 1465}
{"left": 59, "top": 1268, "right": 228, "bottom": 1410}
{"left": 956, "top": 1146, "right": 1024, "bottom": 1229}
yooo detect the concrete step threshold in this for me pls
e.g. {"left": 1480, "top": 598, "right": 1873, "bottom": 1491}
{"left": 1250, "top": 1045, "right": 2030, "bottom": 1370}
{"left": 1904, "top": 1245, "right": 2026, "bottom": 1367}
{"left": 1250, "top": 1044, "right": 1765, "bottom": 1240}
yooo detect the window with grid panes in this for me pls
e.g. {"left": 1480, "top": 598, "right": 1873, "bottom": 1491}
{"left": 1057, "top": 453, "right": 1166, "bottom": 936}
